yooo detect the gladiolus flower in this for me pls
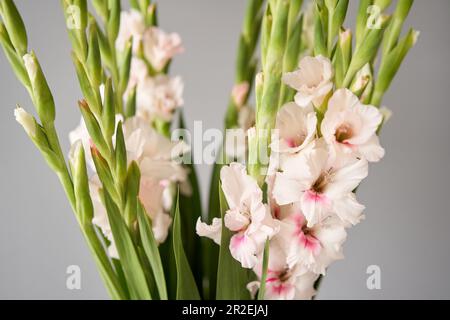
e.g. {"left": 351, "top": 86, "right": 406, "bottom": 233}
{"left": 321, "top": 89, "right": 385, "bottom": 163}
{"left": 136, "top": 75, "right": 184, "bottom": 122}
{"left": 273, "top": 141, "right": 367, "bottom": 227}
{"left": 270, "top": 102, "right": 317, "bottom": 154}
{"left": 283, "top": 55, "right": 333, "bottom": 108}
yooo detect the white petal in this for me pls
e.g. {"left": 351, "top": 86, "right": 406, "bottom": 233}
{"left": 272, "top": 172, "right": 305, "bottom": 205}
{"left": 196, "top": 217, "right": 222, "bottom": 245}
{"left": 332, "top": 193, "right": 365, "bottom": 226}
{"left": 220, "top": 163, "right": 261, "bottom": 209}
{"left": 224, "top": 208, "right": 250, "bottom": 231}
{"left": 358, "top": 134, "right": 385, "bottom": 162}
{"left": 229, "top": 233, "right": 258, "bottom": 269}
{"left": 326, "top": 158, "right": 368, "bottom": 197}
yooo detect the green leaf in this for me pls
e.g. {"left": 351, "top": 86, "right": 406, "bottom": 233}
{"left": 313, "top": 5, "right": 327, "bottom": 57}
{"left": 172, "top": 191, "right": 201, "bottom": 300}
{"left": 137, "top": 202, "right": 168, "bottom": 300}
{"left": 205, "top": 155, "right": 222, "bottom": 299}
{"left": 124, "top": 85, "right": 137, "bottom": 118}
{"left": 102, "top": 78, "right": 115, "bottom": 139}
{"left": 178, "top": 111, "right": 203, "bottom": 290}
{"left": 355, "top": 0, "right": 373, "bottom": 48}
{"left": 103, "top": 189, "right": 152, "bottom": 300}
{"left": 257, "top": 239, "right": 270, "bottom": 300}
{"left": 216, "top": 185, "right": 251, "bottom": 300}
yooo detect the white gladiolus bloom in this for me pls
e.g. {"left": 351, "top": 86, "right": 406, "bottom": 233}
{"left": 222, "top": 163, "right": 279, "bottom": 268}
{"left": 248, "top": 222, "right": 318, "bottom": 300}
{"left": 115, "top": 10, "right": 146, "bottom": 52}
{"left": 273, "top": 141, "right": 367, "bottom": 227}
{"left": 270, "top": 102, "right": 317, "bottom": 154}
{"left": 116, "top": 10, "right": 183, "bottom": 71}
{"left": 14, "top": 107, "right": 36, "bottom": 138}
{"left": 197, "top": 163, "right": 279, "bottom": 268}
{"left": 283, "top": 55, "right": 333, "bottom": 108}
{"left": 282, "top": 207, "right": 347, "bottom": 274}
{"left": 136, "top": 75, "right": 184, "bottom": 122}
{"left": 142, "top": 27, "right": 184, "bottom": 72}
{"left": 321, "top": 89, "right": 385, "bottom": 163}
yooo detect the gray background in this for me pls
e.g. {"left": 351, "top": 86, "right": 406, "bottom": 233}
{"left": 0, "top": 0, "right": 449, "bottom": 299}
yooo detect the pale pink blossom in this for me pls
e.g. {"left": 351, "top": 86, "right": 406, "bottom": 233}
{"left": 197, "top": 163, "right": 279, "bottom": 268}
{"left": 247, "top": 222, "right": 318, "bottom": 300}
{"left": 270, "top": 102, "right": 317, "bottom": 154}
{"left": 142, "top": 27, "right": 184, "bottom": 71}
{"left": 222, "top": 163, "right": 279, "bottom": 268}
{"left": 136, "top": 75, "right": 184, "bottom": 122}
{"left": 281, "top": 206, "right": 347, "bottom": 274}
{"left": 272, "top": 142, "right": 367, "bottom": 227}
{"left": 321, "top": 89, "right": 384, "bottom": 163}
{"left": 115, "top": 10, "right": 146, "bottom": 52}
{"left": 283, "top": 55, "right": 333, "bottom": 107}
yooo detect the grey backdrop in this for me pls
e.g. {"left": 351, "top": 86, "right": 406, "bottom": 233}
{"left": 1, "top": 0, "right": 449, "bottom": 299}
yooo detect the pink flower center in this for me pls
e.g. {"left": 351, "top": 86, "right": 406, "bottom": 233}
{"left": 293, "top": 214, "right": 321, "bottom": 255}
{"left": 284, "top": 133, "right": 306, "bottom": 148}
{"left": 266, "top": 268, "right": 295, "bottom": 297}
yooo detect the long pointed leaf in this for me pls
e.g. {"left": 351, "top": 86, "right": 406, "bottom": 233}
{"left": 103, "top": 190, "right": 152, "bottom": 300}
{"left": 137, "top": 202, "right": 168, "bottom": 300}
{"left": 173, "top": 192, "right": 201, "bottom": 300}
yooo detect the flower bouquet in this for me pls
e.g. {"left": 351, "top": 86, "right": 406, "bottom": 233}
{"left": 0, "top": 0, "right": 417, "bottom": 300}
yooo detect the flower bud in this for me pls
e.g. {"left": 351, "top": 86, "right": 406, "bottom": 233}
{"left": 69, "top": 140, "right": 94, "bottom": 226}
{"left": 23, "top": 52, "right": 56, "bottom": 125}
{"left": 0, "top": 0, "right": 27, "bottom": 55}
{"left": 14, "top": 106, "right": 36, "bottom": 138}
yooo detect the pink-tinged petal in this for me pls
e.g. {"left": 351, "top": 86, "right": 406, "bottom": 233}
{"left": 224, "top": 208, "right": 250, "bottom": 232}
{"left": 229, "top": 233, "right": 258, "bottom": 269}
{"left": 298, "top": 232, "right": 322, "bottom": 255}
{"left": 267, "top": 282, "right": 296, "bottom": 300}
{"left": 271, "top": 102, "right": 318, "bottom": 154}
{"left": 300, "top": 190, "right": 331, "bottom": 227}
{"left": 220, "top": 163, "right": 261, "bottom": 209}
{"left": 196, "top": 217, "right": 222, "bottom": 245}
